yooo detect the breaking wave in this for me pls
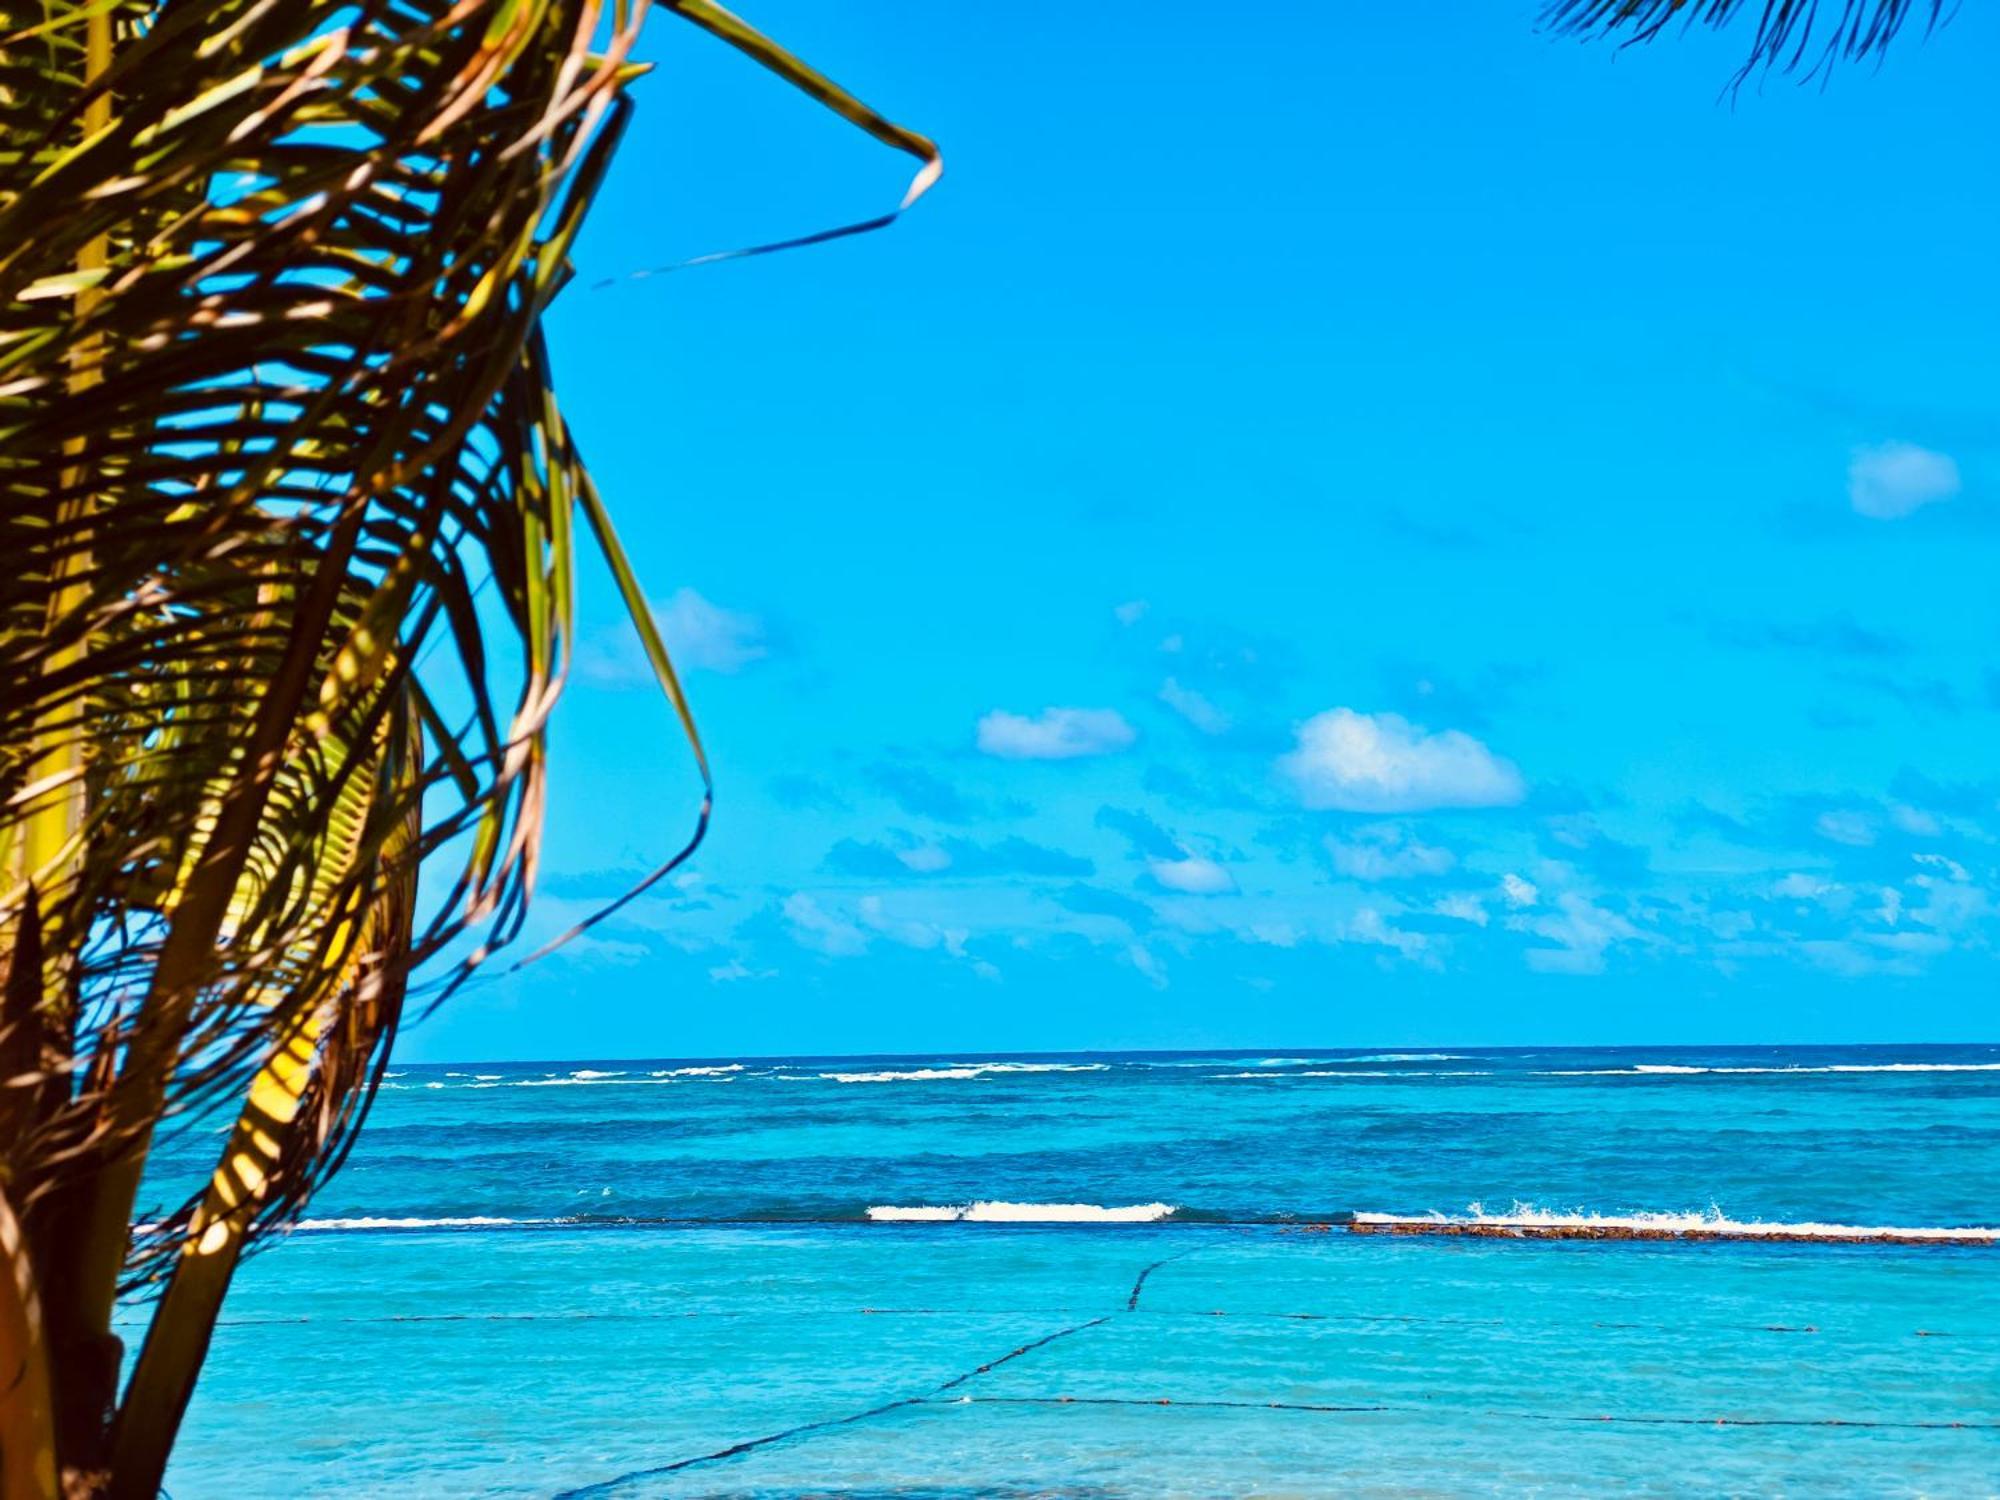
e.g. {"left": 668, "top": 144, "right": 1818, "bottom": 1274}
{"left": 291, "top": 1215, "right": 550, "bottom": 1232}
{"left": 1344, "top": 1053, "right": 1469, "bottom": 1064}
{"left": 865, "top": 1201, "right": 1178, "bottom": 1223}
{"left": 821, "top": 1063, "right": 1110, "bottom": 1084}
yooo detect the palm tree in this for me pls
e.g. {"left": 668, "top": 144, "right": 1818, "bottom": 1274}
{"left": 0, "top": 0, "right": 935, "bottom": 1492}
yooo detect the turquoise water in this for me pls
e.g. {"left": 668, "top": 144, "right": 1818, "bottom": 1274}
{"left": 139, "top": 1045, "right": 2000, "bottom": 1495}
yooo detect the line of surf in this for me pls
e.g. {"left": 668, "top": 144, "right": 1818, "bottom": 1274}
{"left": 864, "top": 1201, "right": 1176, "bottom": 1223}
{"left": 264, "top": 1206, "right": 1998, "bottom": 1244}
{"left": 1347, "top": 1208, "right": 1998, "bottom": 1245}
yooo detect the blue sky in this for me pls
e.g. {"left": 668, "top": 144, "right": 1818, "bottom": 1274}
{"left": 408, "top": 2, "right": 1999, "bottom": 1061}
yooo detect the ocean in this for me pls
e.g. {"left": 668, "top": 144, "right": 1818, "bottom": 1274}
{"left": 138, "top": 1043, "right": 2000, "bottom": 1496}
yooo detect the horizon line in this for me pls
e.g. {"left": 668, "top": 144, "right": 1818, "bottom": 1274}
{"left": 390, "top": 1039, "right": 2000, "bottom": 1069}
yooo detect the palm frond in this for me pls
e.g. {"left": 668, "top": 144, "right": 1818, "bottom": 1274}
{"left": 1539, "top": 0, "right": 1953, "bottom": 81}
{"left": 0, "top": 0, "right": 937, "bottom": 1489}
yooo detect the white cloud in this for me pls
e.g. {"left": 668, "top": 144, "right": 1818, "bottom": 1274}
{"left": 1434, "top": 893, "right": 1489, "bottom": 926}
{"left": 858, "top": 894, "right": 967, "bottom": 955}
{"left": 1771, "top": 873, "right": 1835, "bottom": 902}
{"left": 1815, "top": 810, "right": 1877, "bottom": 847}
{"left": 580, "top": 587, "right": 767, "bottom": 684}
{"left": 784, "top": 892, "right": 970, "bottom": 959}
{"left": 708, "top": 959, "right": 777, "bottom": 982}
{"left": 1346, "top": 907, "right": 1433, "bottom": 963}
{"left": 1890, "top": 804, "right": 1941, "bottom": 837}
{"left": 657, "top": 587, "right": 766, "bottom": 673}
{"left": 977, "top": 707, "right": 1136, "bottom": 760}
{"left": 1159, "top": 677, "right": 1231, "bottom": 734}
{"left": 1519, "top": 892, "right": 1639, "bottom": 975}
{"left": 1114, "top": 599, "right": 1149, "bottom": 626}
{"left": 1128, "top": 943, "right": 1168, "bottom": 987}
{"left": 1848, "top": 441, "right": 1959, "bottom": 520}
{"left": 782, "top": 893, "right": 867, "bottom": 956}
{"left": 1500, "top": 873, "right": 1538, "bottom": 908}
{"left": 1279, "top": 709, "right": 1524, "bottom": 813}
{"left": 1912, "top": 852, "right": 1971, "bottom": 884}
{"left": 1149, "top": 854, "right": 1235, "bottom": 895}
{"left": 896, "top": 845, "right": 952, "bottom": 873}
{"left": 1326, "top": 824, "right": 1454, "bottom": 881}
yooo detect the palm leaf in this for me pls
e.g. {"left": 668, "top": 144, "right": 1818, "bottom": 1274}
{"left": 0, "top": 0, "right": 937, "bottom": 1491}
{"left": 1539, "top": 0, "right": 1952, "bottom": 81}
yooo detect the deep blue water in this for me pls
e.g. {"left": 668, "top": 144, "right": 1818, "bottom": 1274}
{"left": 139, "top": 1043, "right": 2000, "bottom": 1495}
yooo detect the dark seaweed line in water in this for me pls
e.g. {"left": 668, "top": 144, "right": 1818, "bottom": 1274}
{"left": 551, "top": 1251, "right": 1184, "bottom": 1496}
{"left": 548, "top": 1240, "right": 1996, "bottom": 1497}
{"left": 552, "top": 1319, "right": 1111, "bottom": 1497}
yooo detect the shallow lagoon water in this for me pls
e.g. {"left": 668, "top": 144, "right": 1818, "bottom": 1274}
{"left": 140, "top": 1044, "right": 2000, "bottom": 1495}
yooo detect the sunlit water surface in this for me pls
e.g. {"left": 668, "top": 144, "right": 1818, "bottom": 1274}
{"left": 139, "top": 1044, "right": 2000, "bottom": 1495}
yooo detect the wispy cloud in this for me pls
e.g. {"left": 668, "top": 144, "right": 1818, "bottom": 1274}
{"left": 823, "top": 834, "right": 1092, "bottom": 879}
{"left": 1515, "top": 892, "right": 1642, "bottom": 975}
{"left": 580, "top": 587, "right": 768, "bottom": 684}
{"left": 977, "top": 707, "right": 1136, "bottom": 760}
{"left": 1848, "top": 441, "right": 1960, "bottom": 520}
{"left": 1714, "top": 613, "right": 1908, "bottom": 658}
{"left": 782, "top": 893, "right": 868, "bottom": 956}
{"left": 708, "top": 959, "right": 777, "bottom": 983}
{"left": 1148, "top": 853, "right": 1234, "bottom": 895}
{"left": 1158, "top": 676, "right": 1231, "bottom": 735}
{"left": 1325, "top": 824, "right": 1455, "bottom": 880}
{"left": 1279, "top": 709, "right": 1524, "bottom": 813}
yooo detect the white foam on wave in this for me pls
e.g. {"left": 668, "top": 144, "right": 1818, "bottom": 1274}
{"left": 866, "top": 1200, "right": 1176, "bottom": 1223}
{"left": 289, "top": 1215, "right": 549, "bottom": 1232}
{"left": 822, "top": 1063, "right": 1110, "bottom": 1084}
{"left": 1346, "top": 1053, "right": 1469, "bottom": 1064}
{"left": 1352, "top": 1203, "right": 1999, "bottom": 1244}
{"left": 650, "top": 1064, "right": 744, "bottom": 1078}
{"left": 1219, "top": 1069, "right": 1492, "bottom": 1080}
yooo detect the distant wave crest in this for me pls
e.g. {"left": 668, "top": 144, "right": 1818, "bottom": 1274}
{"left": 291, "top": 1215, "right": 549, "bottom": 1231}
{"left": 822, "top": 1063, "right": 1110, "bottom": 1084}
{"left": 1345, "top": 1053, "right": 1469, "bottom": 1064}
{"left": 866, "top": 1201, "right": 1176, "bottom": 1223}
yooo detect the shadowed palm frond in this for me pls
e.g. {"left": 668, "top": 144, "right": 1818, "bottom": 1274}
{"left": 1539, "top": 0, "right": 1953, "bottom": 81}
{"left": 0, "top": 0, "right": 936, "bottom": 1490}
